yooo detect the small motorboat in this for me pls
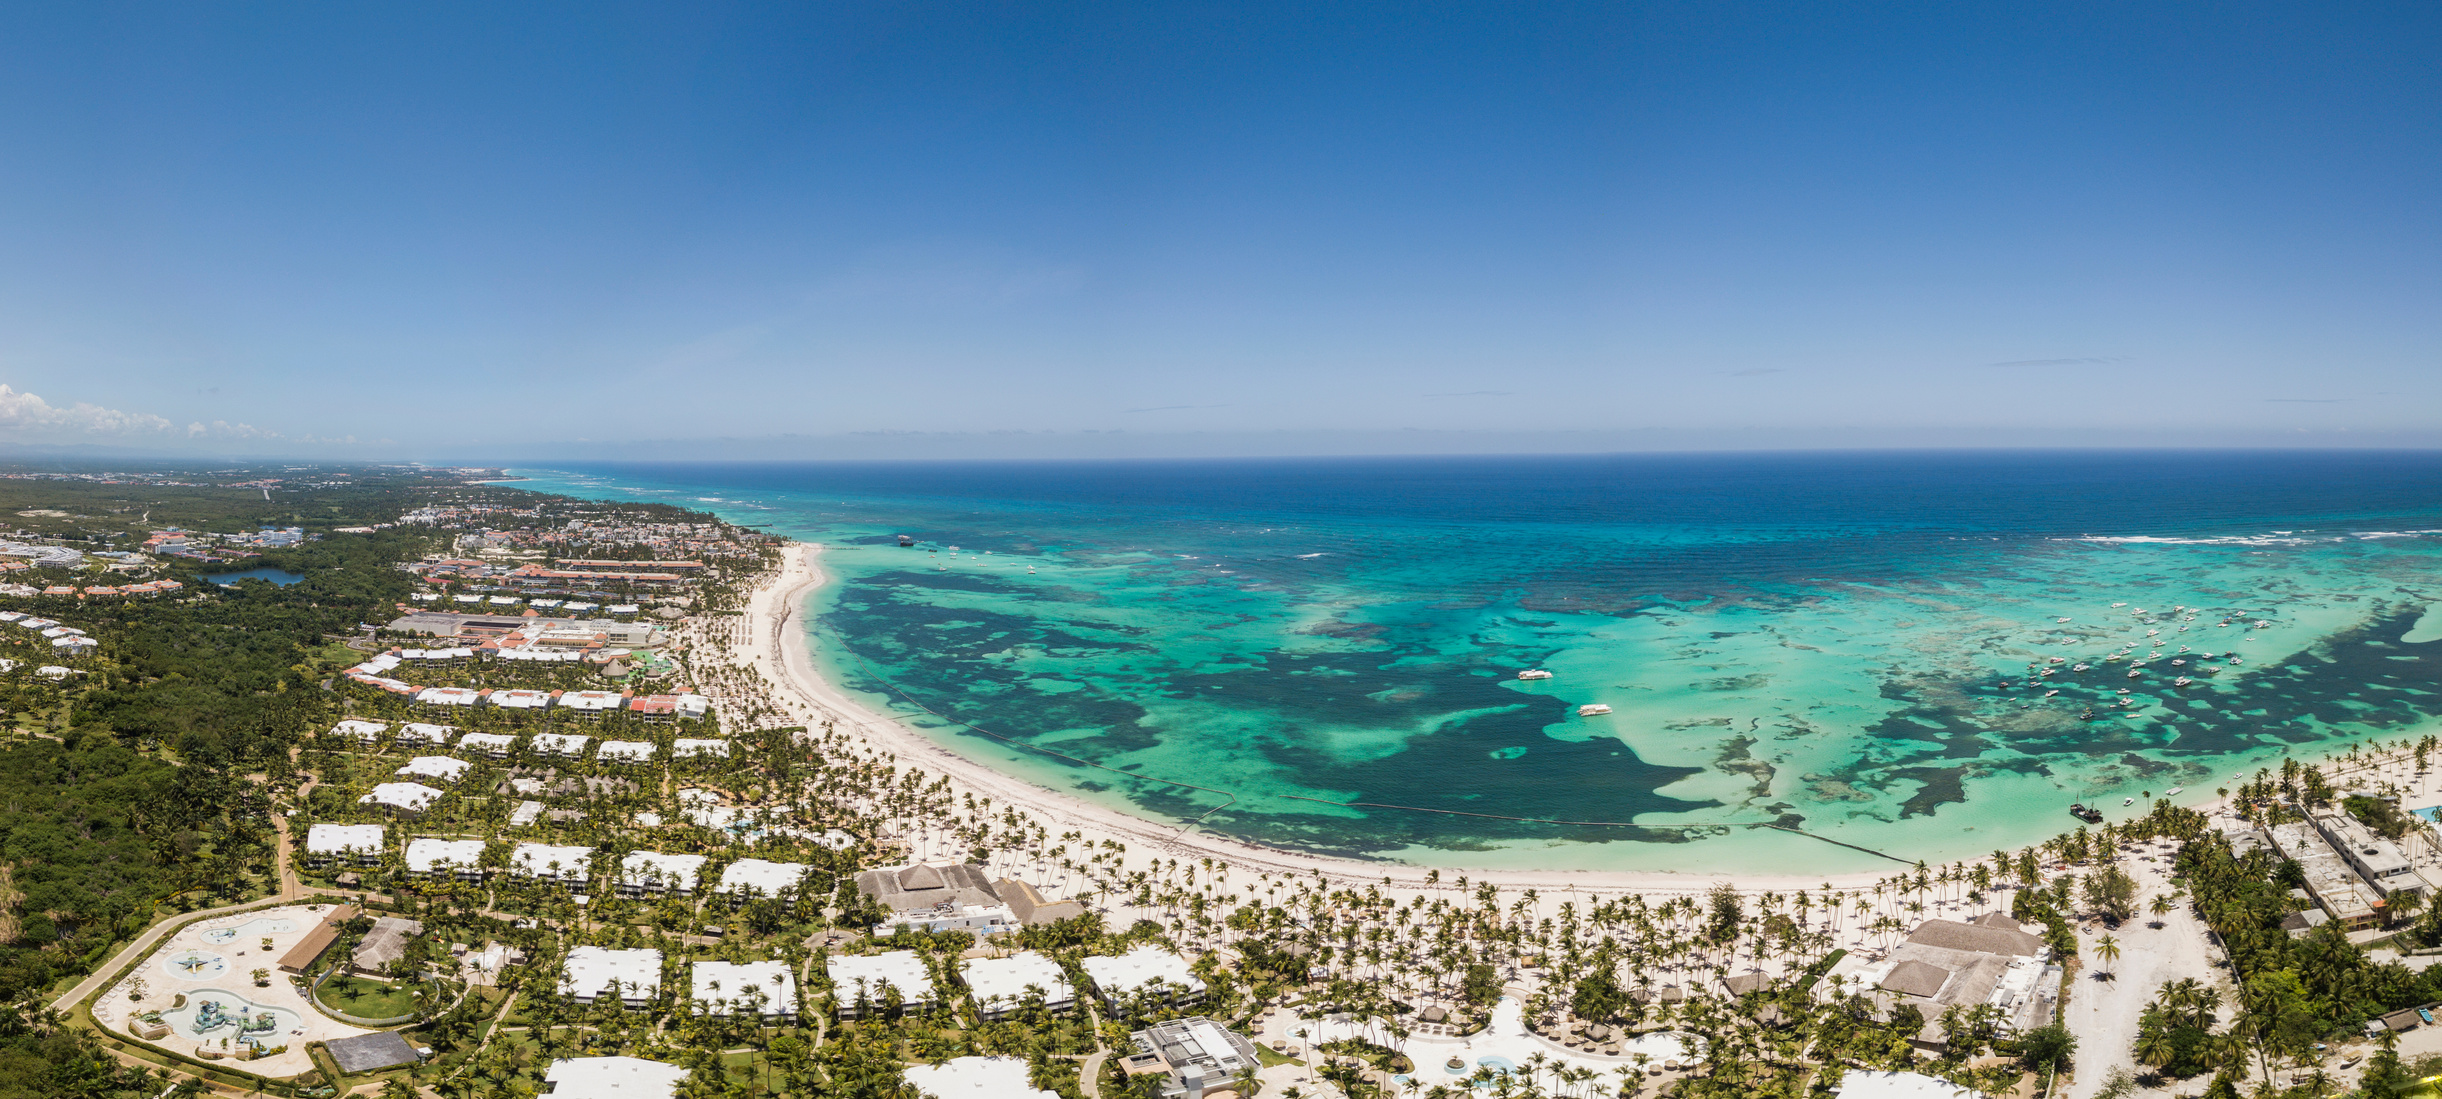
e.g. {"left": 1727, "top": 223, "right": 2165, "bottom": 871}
{"left": 2128, "top": 670, "right": 2141, "bottom": 679}
{"left": 2165, "top": 787, "right": 2183, "bottom": 796}
{"left": 1577, "top": 704, "right": 1613, "bottom": 716}
{"left": 1517, "top": 669, "right": 1554, "bottom": 681}
{"left": 2174, "top": 677, "right": 2193, "bottom": 687}
{"left": 2123, "top": 796, "right": 2135, "bottom": 807}
{"left": 897, "top": 534, "right": 915, "bottom": 547}
{"left": 2073, "top": 663, "right": 2089, "bottom": 671}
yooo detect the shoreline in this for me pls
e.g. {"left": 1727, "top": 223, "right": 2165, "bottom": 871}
{"left": 747, "top": 540, "right": 1945, "bottom": 896}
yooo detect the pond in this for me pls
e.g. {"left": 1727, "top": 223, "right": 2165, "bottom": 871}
{"left": 209, "top": 568, "right": 305, "bottom": 587}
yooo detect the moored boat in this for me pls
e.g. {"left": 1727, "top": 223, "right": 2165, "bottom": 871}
{"left": 1517, "top": 669, "right": 1554, "bottom": 681}
{"left": 1577, "top": 703, "right": 1613, "bottom": 716}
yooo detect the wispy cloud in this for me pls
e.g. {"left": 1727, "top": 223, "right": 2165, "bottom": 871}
{"left": 191, "top": 420, "right": 281, "bottom": 439}
{"left": 1123, "top": 404, "right": 1230, "bottom": 413}
{"left": 1984, "top": 357, "right": 2122, "bottom": 368}
{"left": 0, "top": 384, "right": 173, "bottom": 435}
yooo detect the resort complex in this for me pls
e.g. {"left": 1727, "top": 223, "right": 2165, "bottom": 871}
{"left": 5, "top": 465, "right": 2442, "bottom": 1099}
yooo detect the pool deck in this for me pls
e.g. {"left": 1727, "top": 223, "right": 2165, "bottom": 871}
{"left": 95, "top": 902, "right": 375, "bottom": 1078}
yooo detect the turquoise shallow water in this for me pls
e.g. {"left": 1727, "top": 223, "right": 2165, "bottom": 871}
{"left": 513, "top": 452, "right": 2442, "bottom": 875}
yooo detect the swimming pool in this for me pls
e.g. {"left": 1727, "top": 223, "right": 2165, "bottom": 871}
{"left": 156, "top": 988, "right": 303, "bottom": 1050}
{"left": 160, "top": 950, "right": 229, "bottom": 980}
{"left": 202, "top": 918, "right": 298, "bottom": 945}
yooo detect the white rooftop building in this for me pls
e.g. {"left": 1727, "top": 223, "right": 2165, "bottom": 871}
{"left": 510, "top": 842, "right": 596, "bottom": 884}
{"left": 559, "top": 690, "right": 626, "bottom": 715}
{"left": 672, "top": 738, "right": 729, "bottom": 759}
{"left": 965, "top": 951, "right": 1076, "bottom": 1018}
{"left": 597, "top": 740, "right": 656, "bottom": 764}
{"left": 404, "top": 837, "right": 488, "bottom": 878}
{"left": 716, "top": 858, "right": 810, "bottom": 900}
{"left": 417, "top": 686, "right": 483, "bottom": 707}
{"left": 541, "top": 1056, "right": 688, "bottom": 1099}
{"left": 359, "top": 782, "right": 445, "bottom": 814}
{"left": 561, "top": 947, "right": 663, "bottom": 1006}
{"left": 395, "top": 756, "right": 472, "bottom": 784}
{"left": 304, "top": 823, "right": 385, "bottom": 867}
{"left": 396, "top": 722, "right": 455, "bottom": 746}
{"left": 827, "top": 951, "right": 935, "bottom": 1016}
{"left": 459, "top": 732, "right": 517, "bottom": 758}
{"left": 618, "top": 851, "right": 708, "bottom": 896}
{"left": 491, "top": 689, "right": 553, "bottom": 710}
{"left": 692, "top": 959, "right": 798, "bottom": 1019}
{"left": 901, "top": 1058, "right": 1059, "bottom": 1099}
{"left": 331, "top": 719, "right": 388, "bottom": 743}
{"left": 1082, "top": 947, "right": 1206, "bottom": 1006}
{"left": 531, "top": 732, "right": 590, "bottom": 757}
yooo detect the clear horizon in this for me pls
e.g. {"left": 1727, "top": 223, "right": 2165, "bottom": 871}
{"left": 0, "top": 3, "right": 2435, "bottom": 458}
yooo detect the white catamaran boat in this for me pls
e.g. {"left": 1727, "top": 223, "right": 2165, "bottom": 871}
{"left": 1577, "top": 703, "right": 1613, "bottom": 716}
{"left": 1517, "top": 669, "right": 1554, "bottom": 681}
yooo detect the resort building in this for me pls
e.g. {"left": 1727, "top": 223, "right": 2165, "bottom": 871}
{"left": 1119, "top": 1016, "right": 1263, "bottom": 1099}
{"left": 360, "top": 782, "right": 445, "bottom": 814}
{"left": 405, "top": 837, "right": 488, "bottom": 879}
{"left": 562, "top": 946, "right": 663, "bottom": 1007}
{"left": 997, "top": 878, "right": 1088, "bottom": 926}
{"left": 1823, "top": 914, "right": 2057, "bottom": 1050}
{"left": 2310, "top": 811, "right": 2436, "bottom": 898}
{"left": 964, "top": 950, "right": 1076, "bottom": 1018}
{"left": 598, "top": 740, "right": 655, "bottom": 764}
{"left": 531, "top": 732, "right": 590, "bottom": 757}
{"left": 303, "top": 822, "right": 386, "bottom": 868}
{"left": 635, "top": 694, "right": 713, "bottom": 721}
{"left": 691, "top": 959, "right": 798, "bottom": 1020}
{"left": 715, "top": 858, "right": 810, "bottom": 901}
{"left": 351, "top": 916, "right": 425, "bottom": 976}
{"left": 902, "top": 1057, "right": 1061, "bottom": 1099}
{"left": 416, "top": 686, "right": 484, "bottom": 707}
{"left": 826, "top": 951, "right": 935, "bottom": 1017}
{"left": 275, "top": 904, "right": 360, "bottom": 975}
{"left": 542, "top": 1056, "right": 688, "bottom": 1099}
{"left": 559, "top": 690, "right": 627, "bottom": 716}
{"left": 491, "top": 689, "right": 554, "bottom": 711}
{"left": 331, "top": 719, "right": 387, "bottom": 743}
{"left": 459, "top": 732, "right": 517, "bottom": 758}
{"left": 672, "top": 738, "right": 729, "bottom": 759}
{"left": 854, "top": 863, "right": 1019, "bottom": 935}
{"left": 509, "top": 842, "right": 596, "bottom": 885}
{"left": 396, "top": 722, "right": 456, "bottom": 746}
{"left": 2270, "top": 820, "right": 2387, "bottom": 930}
{"left": 1082, "top": 947, "right": 1206, "bottom": 1008}
{"left": 395, "top": 756, "right": 472, "bottom": 784}
{"left": 618, "top": 851, "right": 707, "bottom": 896}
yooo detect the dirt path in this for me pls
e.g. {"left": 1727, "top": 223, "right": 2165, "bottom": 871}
{"left": 2059, "top": 846, "right": 2221, "bottom": 1098}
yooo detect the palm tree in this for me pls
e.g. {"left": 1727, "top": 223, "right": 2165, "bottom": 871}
{"left": 2092, "top": 934, "right": 2122, "bottom": 979}
{"left": 2148, "top": 894, "right": 2176, "bottom": 928}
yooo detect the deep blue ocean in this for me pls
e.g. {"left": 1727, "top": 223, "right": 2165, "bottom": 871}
{"left": 515, "top": 451, "right": 2442, "bottom": 873}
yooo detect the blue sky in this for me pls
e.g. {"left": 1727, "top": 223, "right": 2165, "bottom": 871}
{"left": 0, "top": 2, "right": 2435, "bottom": 457}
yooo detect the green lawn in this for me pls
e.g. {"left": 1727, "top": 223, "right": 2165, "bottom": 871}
{"left": 317, "top": 974, "right": 421, "bottom": 1018}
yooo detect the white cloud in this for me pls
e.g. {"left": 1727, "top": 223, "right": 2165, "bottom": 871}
{"left": 0, "top": 384, "right": 173, "bottom": 435}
